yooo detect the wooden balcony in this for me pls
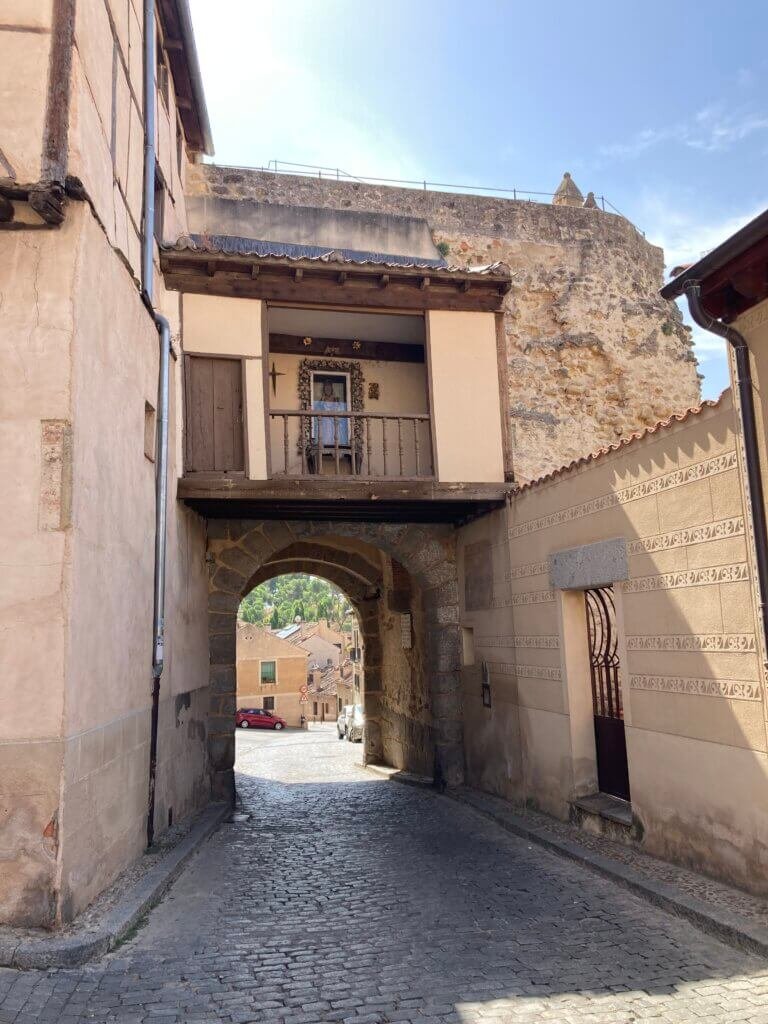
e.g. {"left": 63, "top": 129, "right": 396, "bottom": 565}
{"left": 268, "top": 410, "right": 433, "bottom": 480}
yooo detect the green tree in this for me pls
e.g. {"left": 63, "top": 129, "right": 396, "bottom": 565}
{"left": 240, "top": 574, "right": 351, "bottom": 630}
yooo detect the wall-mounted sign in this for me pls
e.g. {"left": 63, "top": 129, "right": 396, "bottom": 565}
{"left": 401, "top": 613, "right": 412, "bottom": 650}
{"left": 481, "top": 661, "right": 492, "bottom": 708}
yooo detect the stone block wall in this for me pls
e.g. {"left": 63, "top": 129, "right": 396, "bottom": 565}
{"left": 188, "top": 165, "right": 700, "bottom": 483}
{"left": 457, "top": 391, "right": 768, "bottom": 893}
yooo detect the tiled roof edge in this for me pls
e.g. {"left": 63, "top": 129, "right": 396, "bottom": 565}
{"left": 517, "top": 390, "right": 730, "bottom": 493}
{"left": 163, "top": 234, "right": 510, "bottom": 276}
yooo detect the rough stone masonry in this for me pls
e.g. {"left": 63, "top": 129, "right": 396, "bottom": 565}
{"left": 188, "top": 165, "right": 700, "bottom": 483}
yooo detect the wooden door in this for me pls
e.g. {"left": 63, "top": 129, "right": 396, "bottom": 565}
{"left": 184, "top": 356, "right": 245, "bottom": 473}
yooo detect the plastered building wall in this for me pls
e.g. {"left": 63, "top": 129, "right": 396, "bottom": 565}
{"left": 0, "top": 214, "right": 79, "bottom": 926}
{"left": 0, "top": 3, "right": 54, "bottom": 187}
{"left": 68, "top": 0, "right": 189, "bottom": 277}
{"left": 189, "top": 165, "right": 701, "bottom": 484}
{"left": 458, "top": 392, "right": 768, "bottom": 893}
{"left": 426, "top": 310, "right": 504, "bottom": 483}
{"left": 0, "top": 200, "right": 210, "bottom": 925}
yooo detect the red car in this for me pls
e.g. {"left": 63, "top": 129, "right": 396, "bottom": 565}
{"left": 236, "top": 708, "right": 286, "bottom": 730}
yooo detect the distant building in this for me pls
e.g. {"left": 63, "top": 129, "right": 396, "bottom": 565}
{"left": 236, "top": 624, "right": 308, "bottom": 726}
{"left": 273, "top": 619, "right": 350, "bottom": 720}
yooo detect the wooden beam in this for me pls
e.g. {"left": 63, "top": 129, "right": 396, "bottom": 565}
{"left": 420, "top": 276, "right": 430, "bottom": 290}
{"left": 293, "top": 267, "right": 303, "bottom": 283}
{"left": 379, "top": 274, "right": 390, "bottom": 289}
{"left": 461, "top": 280, "right": 471, "bottom": 293}
{"left": 206, "top": 261, "right": 216, "bottom": 277}
{"left": 250, "top": 264, "right": 260, "bottom": 279}
{"left": 494, "top": 311, "right": 515, "bottom": 483}
{"left": 178, "top": 475, "right": 511, "bottom": 524}
{"left": 161, "top": 268, "right": 507, "bottom": 313}
{"left": 269, "top": 333, "right": 425, "bottom": 364}
{"left": 337, "top": 271, "right": 348, "bottom": 285}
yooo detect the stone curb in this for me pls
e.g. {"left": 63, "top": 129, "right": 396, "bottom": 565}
{"left": 0, "top": 803, "right": 229, "bottom": 970}
{"left": 366, "top": 766, "right": 768, "bottom": 960}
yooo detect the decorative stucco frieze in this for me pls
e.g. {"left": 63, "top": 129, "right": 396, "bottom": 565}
{"left": 626, "top": 633, "right": 757, "bottom": 652}
{"left": 623, "top": 563, "right": 749, "bottom": 594}
{"left": 487, "top": 661, "right": 562, "bottom": 682}
{"left": 476, "top": 635, "right": 560, "bottom": 649}
{"left": 627, "top": 517, "right": 745, "bottom": 554}
{"left": 477, "top": 634, "right": 560, "bottom": 649}
{"left": 630, "top": 674, "right": 761, "bottom": 701}
{"left": 507, "top": 589, "right": 557, "bottom": 602}
{"left": 510, "top": 451, "right": 738, "bottom": 539}
{"left": 505, "top": 561, "right": 549, "bottom": 581}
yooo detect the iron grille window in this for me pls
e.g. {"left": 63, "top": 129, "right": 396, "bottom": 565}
{"left": 585, "top": 587, "right": 623, "bottom": 720}
{"left": 263, "top": 696, "right": 275, "bottom": 711}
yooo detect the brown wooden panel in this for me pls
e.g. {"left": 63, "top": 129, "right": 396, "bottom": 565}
{"left": 161, "top": 263, "right": 509, "bottom": 312}
{"left": 185, "top": 356, "right": 244, "bottom": 473}
{"left": 185, "top": 356, "right": 214, "bottom": 472}
{"left": 212, "top": 358, "right": 244, "bottom": 472}
{"left": 269, "top": 334, "right": 425, "bottom": 364}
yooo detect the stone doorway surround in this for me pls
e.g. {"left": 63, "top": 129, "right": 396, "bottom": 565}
{"left": 205, "top": 521, "right": 464, "bottom": 799}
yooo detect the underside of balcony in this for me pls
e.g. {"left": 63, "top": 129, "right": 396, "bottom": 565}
{"left": 177, "top": 476, "right": 511, "bottom": 523}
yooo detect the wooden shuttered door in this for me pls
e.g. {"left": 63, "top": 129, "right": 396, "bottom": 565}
{"left": 184, "top": 356, "right": 245, "bottom": 473}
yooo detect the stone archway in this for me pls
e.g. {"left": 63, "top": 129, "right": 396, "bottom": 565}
{"left": 241, "top": 542, "right": 385, "bottom": 762}
{"left": 205, "top": 520, "right": 463, "bottom": 801}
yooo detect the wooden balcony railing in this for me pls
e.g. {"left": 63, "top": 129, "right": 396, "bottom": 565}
{"left": 269, "top": 410, "right": 433, "bottom": 479}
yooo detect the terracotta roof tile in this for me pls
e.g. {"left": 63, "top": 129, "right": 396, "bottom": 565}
{"left": 162, "top": 233, "right": 511, "bottom": 277}
{"left": 517, "top": 391, "right": 729, "bottom": 493}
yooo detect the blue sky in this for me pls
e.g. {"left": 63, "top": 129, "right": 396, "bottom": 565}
{"left": 189, "top": 0, "right": 768, "bottom": 400}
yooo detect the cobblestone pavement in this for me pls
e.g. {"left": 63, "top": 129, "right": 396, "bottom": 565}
{"left": 2, "top": 728, "right": 768, "bottom": 1023}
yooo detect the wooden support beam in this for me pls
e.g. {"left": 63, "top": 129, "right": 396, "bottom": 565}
{"left": 379, "top": 274, "right": 390, "bottom": 289}
{"left": 206, "top": 261, "right": 216, "bottom": 278}
{"left": 337, "top": 271, "right": 348, "bottom": 285}
{"left": 461, "top": 280, "right": 471, "bottom": 293}
{"left": 293, "top": 268, "right": 304, "bottom": 283}
{"left": 420, "top": 276, "right": 430, "bottom": 290}
{"left": 269, "top": 333, "right": 425, "bottom": 364}
{"left": 161, "top": 269, "right": 508, "bottom": 312}
{"left": 250, "top": 264, "right": 260, "bottom": 279}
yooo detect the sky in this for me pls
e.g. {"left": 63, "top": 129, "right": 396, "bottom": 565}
{"left": 188, "top": 0, "right": 768, "bottom": 400}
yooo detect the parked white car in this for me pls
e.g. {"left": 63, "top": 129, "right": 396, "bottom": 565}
{"left": 337, "top": 704, "right": 354, "bottom": 739}
{"left": 346, "top": 704, "right": 365, "bottom": 743}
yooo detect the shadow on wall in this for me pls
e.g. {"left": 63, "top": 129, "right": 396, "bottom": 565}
{"left": 458, "top": 392, "right": 768, "bottom": 895}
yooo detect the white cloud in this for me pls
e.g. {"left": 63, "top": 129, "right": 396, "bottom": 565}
{"left": 639, "top": 195, "right": 766, "bottom": 271}
{"left": 600, "top": 104, "right": 768, "bottom": 162}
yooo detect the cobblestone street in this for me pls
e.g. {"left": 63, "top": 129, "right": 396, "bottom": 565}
{"left": 2, "top": 728, "right": 768, "bottom": 1023}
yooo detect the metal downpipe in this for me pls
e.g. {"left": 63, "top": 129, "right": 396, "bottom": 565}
{"left": 682, "top": 282, "right": 768, "bottom": 657}
{"left": 142, "top": 0, "right": 172, "bottom": 848}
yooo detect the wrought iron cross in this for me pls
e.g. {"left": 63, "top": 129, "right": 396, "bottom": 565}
{"left": 269, "top": 361, "right": 286, "bottom": 396}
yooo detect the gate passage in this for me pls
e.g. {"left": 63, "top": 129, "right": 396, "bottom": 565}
{"left": 585, "top": 586, "right": 630, "bottom": 802}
